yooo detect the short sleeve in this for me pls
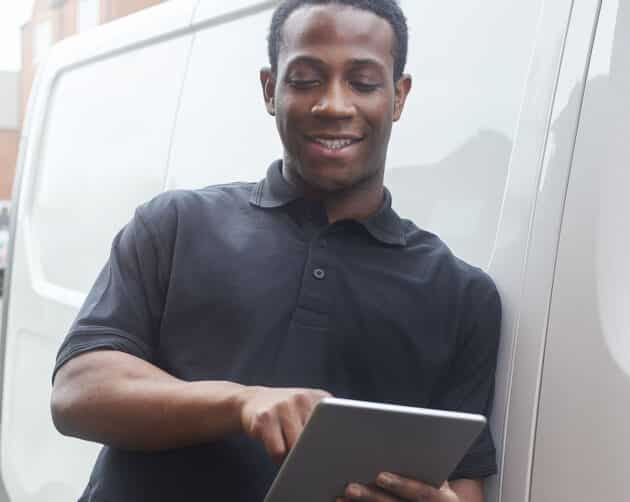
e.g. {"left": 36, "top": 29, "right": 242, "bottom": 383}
{"left": 431, "top": 277, "right": 502, "bottom": 480}
{"left": 52, "top": 206, "right": 166, "bottom": 382}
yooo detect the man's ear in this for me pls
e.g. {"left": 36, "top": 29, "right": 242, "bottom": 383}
{"left": 393, "top": 74, "right": 412, "bottom": 122}
{"left": 260, "top": 67, "right": 276, "bottom": 116}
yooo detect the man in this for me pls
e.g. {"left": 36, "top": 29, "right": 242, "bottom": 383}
{"left": 51, "top": 1, "right": 501, "bottom": 501}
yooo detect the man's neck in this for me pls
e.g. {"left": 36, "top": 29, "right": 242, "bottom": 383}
{"left": 324, "top": 183, "right": 384, "bottom": 224}
{"left": 282, "top": 164, "right": 385, "bottom": 224}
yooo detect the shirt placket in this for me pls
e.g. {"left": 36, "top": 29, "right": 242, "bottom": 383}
{"left": 271, "top": 202, "right": 336, "bottom": 387}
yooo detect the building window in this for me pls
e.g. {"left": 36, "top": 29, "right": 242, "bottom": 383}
{"left": 33, "top": 20, "right": 52, "bottom": 64}
{"left": 78, "top": 0, "right": 100, "bottom": 33}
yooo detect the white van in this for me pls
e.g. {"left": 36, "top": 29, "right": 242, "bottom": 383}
{"left": 1, "top": 0, "right": 628, "bottom": 500}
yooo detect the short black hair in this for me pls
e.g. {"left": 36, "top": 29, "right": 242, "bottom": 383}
{"left": 268, "top": 0, "right": 408, "bottom": 81}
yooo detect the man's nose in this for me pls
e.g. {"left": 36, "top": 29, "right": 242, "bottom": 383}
{"left": 311, "top": 81, "right": 354, "bottom": 118}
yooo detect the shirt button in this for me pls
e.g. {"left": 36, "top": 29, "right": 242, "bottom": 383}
{"left": 313, "top": 268, "right": 326, "bottom": 280}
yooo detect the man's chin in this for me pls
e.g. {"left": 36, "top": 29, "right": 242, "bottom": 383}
{"left": 284, "top": 158, "right": 374, "bottom": 195}
{"left": 301, "top": 171, "right": 358, "bottom": 194}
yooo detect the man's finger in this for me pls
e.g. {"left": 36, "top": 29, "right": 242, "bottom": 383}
{"left": 278, "top": 401, "right": 303, "bottom": 450}
{"left": 292, "top": 391, "right": 319, "bottom": 425}
{"left": 344, "top": 483, "right": 399, "bottom": 501}
{"left": 257, "top": 413, "right": 286, "bottom": 464}
{"left": 376, "top": 472, "right": 437, "bottom": 500}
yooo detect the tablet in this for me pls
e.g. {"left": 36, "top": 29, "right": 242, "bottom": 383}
{"left": 264, "top": 397, "right": 486, "bottom": 502}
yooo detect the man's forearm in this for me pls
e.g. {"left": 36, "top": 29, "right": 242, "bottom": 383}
{"left": 51, "top": 350, "right": 247, "bottom": 451}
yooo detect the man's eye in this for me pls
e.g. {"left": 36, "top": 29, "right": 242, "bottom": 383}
{"left": 352, "top": 81, "right": 380, "bottom": 93}
{"left": 287, "top": 79, "right": 320, "bottom": 89}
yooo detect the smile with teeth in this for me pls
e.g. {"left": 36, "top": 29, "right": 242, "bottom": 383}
{"left": 310, "top": 137, "right": 361, "bottom": 150}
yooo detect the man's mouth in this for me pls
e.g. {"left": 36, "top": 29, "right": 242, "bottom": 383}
{"left": 306, "top": 136, "right": 363, "bottom": 151}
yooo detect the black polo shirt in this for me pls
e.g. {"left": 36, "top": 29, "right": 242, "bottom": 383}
{"left": 54, "top": 160, "right": 501, "bottom": 502}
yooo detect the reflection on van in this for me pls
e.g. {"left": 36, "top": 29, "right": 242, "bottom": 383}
{"left": 386, "top": 129, "right": 512, "bottom": 267}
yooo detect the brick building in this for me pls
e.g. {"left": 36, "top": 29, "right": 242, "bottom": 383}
{"left": 0, "top": 71, "right": 19, "bottom": 201}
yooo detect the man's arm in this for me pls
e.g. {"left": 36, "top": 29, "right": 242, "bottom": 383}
{"left": 51, "top": 350, "right": 328, "bottom": 463}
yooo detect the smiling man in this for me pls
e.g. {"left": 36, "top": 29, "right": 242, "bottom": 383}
{"left": 51, "top": 1, "right": 501, "bottom": 501}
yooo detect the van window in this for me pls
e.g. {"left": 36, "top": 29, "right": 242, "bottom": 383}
{"left": 29, "top": 36, "right": 191, "bottom": 295}
{"left": 169, "top": 0, "right": 543, "bottom": 268}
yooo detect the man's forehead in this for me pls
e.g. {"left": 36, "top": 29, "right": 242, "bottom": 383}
{"left": 278, "top": 4, "right": 395, "bottom": 65}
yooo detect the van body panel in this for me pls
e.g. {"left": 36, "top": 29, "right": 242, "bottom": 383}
{"left": 477, "top": 0, "right": 599, "bottom": 498}
{"left": 167, "top": 6, "right": 283, "bottom": 191}
{"left": 531, "top": 0, "right": 630, "bottom": 498}
{"left": 0, "top": 4, "right": 197, "bottom": 500}
{"left": 192, "top": 0, "right": 281, "bottom": 25}
{"left": 0, "top": 40, "right": 69, "bottom": 501}
{"left": 494, "top": 0, "right": 604, "bottom": 500}
{"left": 46, "top": 0, "right": 197, "bottom": 67}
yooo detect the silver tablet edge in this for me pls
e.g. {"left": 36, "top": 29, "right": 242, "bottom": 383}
{"left": 317, "top": 397, "right": 487, "bottom": 425}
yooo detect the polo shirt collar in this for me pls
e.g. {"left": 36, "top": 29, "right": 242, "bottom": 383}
{"left": 361, "top": 189, "right": 407, "bottom": 246}
{"left": 250, "top": 160, "right": 301, "bottom": 208}
{"left": 250, "top": 160, "right": 407, "bottom": 247}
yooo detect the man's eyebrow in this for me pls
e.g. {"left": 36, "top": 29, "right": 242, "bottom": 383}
{"left": 285, "top": 55, "right": 326, "bottom": 69}
{"left": 347, "top": 58, "right": 385, "bottom": 68}
{"left": 285, "top": 56, "right": 386, "bottom": 71}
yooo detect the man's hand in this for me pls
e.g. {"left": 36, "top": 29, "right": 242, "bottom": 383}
{"left": 238, "top": 386, "right": 330, "bottom": 464}
{"left": 336, "top": 473, "right": 483, "bottom": 502}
